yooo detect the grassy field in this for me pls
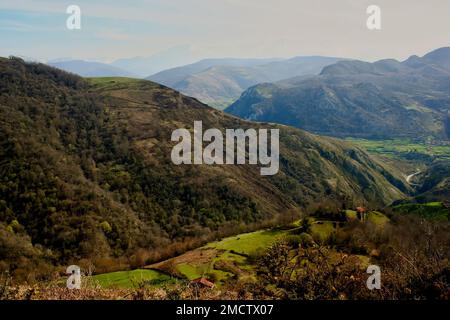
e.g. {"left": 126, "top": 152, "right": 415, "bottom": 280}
{"left": 309, "top": 221, "right": 335, "bottom": 241}
{"left": 346, "top": 138, "right": 450, "bottom": 161}
{"left": 90, "top": 210, "right": 398, "bottom": 289}
{"left": 176, "top": 263, "right": 205, "bottom": 280}
{"left": 146, "top": 228, "right": 292, "bottom": 285}
{"left": 366, "top": 211, "right": 390, "bottom": 226}
{"left": 392, "top": 202, "right": 449, "bottom": 220}
{"left": 205, "top": 229, "right": 288, "bottom": 256}
{"left": 88, "top": 77, "right": 146, "bottom": 88}
{"left": 345, "top": 210, "right": 358, "bottom": 220}
{"left": 91, "top": 269, "right": 174, "bottom": 288}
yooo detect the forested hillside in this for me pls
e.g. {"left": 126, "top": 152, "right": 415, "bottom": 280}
{"left": 0, "top": 57, "right": 408, "bottom": 281}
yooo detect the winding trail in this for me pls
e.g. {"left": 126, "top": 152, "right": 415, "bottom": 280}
{"left": 406, "top": 170, "right": 421, "bottom": 185}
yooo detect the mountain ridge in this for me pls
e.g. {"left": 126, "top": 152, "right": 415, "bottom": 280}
{"left": 147, "top": 56, "right": 343, "bottom": 109}
{"left": 48, "top": 59, "right": 137, "bottom": 78}
{"left": 226, "top": 47, "right": 450, "bottom": 140}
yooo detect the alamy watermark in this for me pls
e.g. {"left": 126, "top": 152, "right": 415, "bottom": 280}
{"left": 66, "top": 265, "right": 81, "bottom": 289}
{"left": 366, "top": 265, "right": 381, "bottom": 290}
{"left": 66, "top": 5, "right": 81, "bottom": 30}
{"left": 171, "top": 121, "right": 279, "bottom": 176}
{"left": 367, "top": 5, "right": 381, "bottom": 30}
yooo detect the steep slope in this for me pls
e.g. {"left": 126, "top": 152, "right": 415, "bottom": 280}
{"left": 226, "top": 48, "right": 450, "bottom": 140}
{"left": 148, "top": 56, "right": 342, "bottom": 109}
{"left": 49, "top": 60, "right": 137, "bottom": 77}
{"left": 0, "top": 57, "right": 408, "bottom": 275}
{"left": 413, "top": 161, "right": 450, "bottom": 203}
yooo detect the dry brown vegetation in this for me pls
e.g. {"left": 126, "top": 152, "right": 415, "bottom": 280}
{"left": 0, "top": 278, "right": 246, "bottom": 300}
{"left": 250, "top": 215, "right": 449, "bottom": 300}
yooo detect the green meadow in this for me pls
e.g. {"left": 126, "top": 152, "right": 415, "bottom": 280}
{"left": 91, "top": 213, "right": 395, "bottom": 288}
{"left": 205, "top": 229, "right": 288, "bottom": 256}
{"left": 345, "top": 138, "right": 450, "bottom": 161}
{"left": 91, "top": 269, "right": 174, "bottom": 288}
{"left": 173, "top": 229, "right": 291, "bottom": 283}
{"left": 392, "top": 202, "right": 449, "bottom": 220}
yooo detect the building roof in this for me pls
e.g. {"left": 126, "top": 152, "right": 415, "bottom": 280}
{"left": 356, "top": 206, "right": 367, "bottom": 213}
{"left": 190, "top": 277, "right": 215, "bottom": 288}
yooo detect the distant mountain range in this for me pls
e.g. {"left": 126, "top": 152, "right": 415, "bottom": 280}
{"left": 147, "top": 56, "right": 342, "bottom": 109}
{"left": 46, "top": 55, "right": 342, "bottom": 109}
{"left": 46, "top": 45, "right": 200, "bottom": 78}
{"left": 148, "top": 57, "right": 281, "bottom": 84}
{"left": 48, "top": 60, "right": 137, "bottom": 78}
{"left": 226, "top": 47, "right": 450, "bottom": 141}
{"left": 110, "top": 45, "right": 200, "bottom": 77}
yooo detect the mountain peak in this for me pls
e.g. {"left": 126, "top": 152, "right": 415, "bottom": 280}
{"left": 423, "top": 46, "right": 450, "bottom": 59}
{"left": 423, "top": 46, "right": 450, "bottom": 69}
{"left": 320, "top": 60, "right": 376, "bottom": 76}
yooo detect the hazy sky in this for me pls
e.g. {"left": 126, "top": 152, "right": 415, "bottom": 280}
{"left": 1, "top": 0, "right": 449, "bottom": 64}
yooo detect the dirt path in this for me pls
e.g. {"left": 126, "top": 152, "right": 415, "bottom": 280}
{"left": 406, "top": 170, "right": 421, "bottom": 185}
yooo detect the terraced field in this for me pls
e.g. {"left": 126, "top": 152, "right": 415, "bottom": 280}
{"left": 147, "top": 228, "right": 292, "bottom": 285}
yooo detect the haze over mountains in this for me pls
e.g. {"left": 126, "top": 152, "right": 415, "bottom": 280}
{"left": 148, "top": 56, "right": 342, "bottom": 109}
{"left": 46, "top": 45, "right": 200, "bottom": 78}
{"left": 226, "top": 47, "right": 450, "bottom": 141}
{"left": 48, "top": 60, "right": 137, "bottom": 78}
{"left": 26, "top": 46, "right": 450, "bottom": 142}
{"left": 48, "top": 55, "right": 342, "bottom": 110}
{"left": 47, "top": 57, "right": 281, "bottom": 80}
{"left": 110, "top": 45, "right": 199, "bottom": 77}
